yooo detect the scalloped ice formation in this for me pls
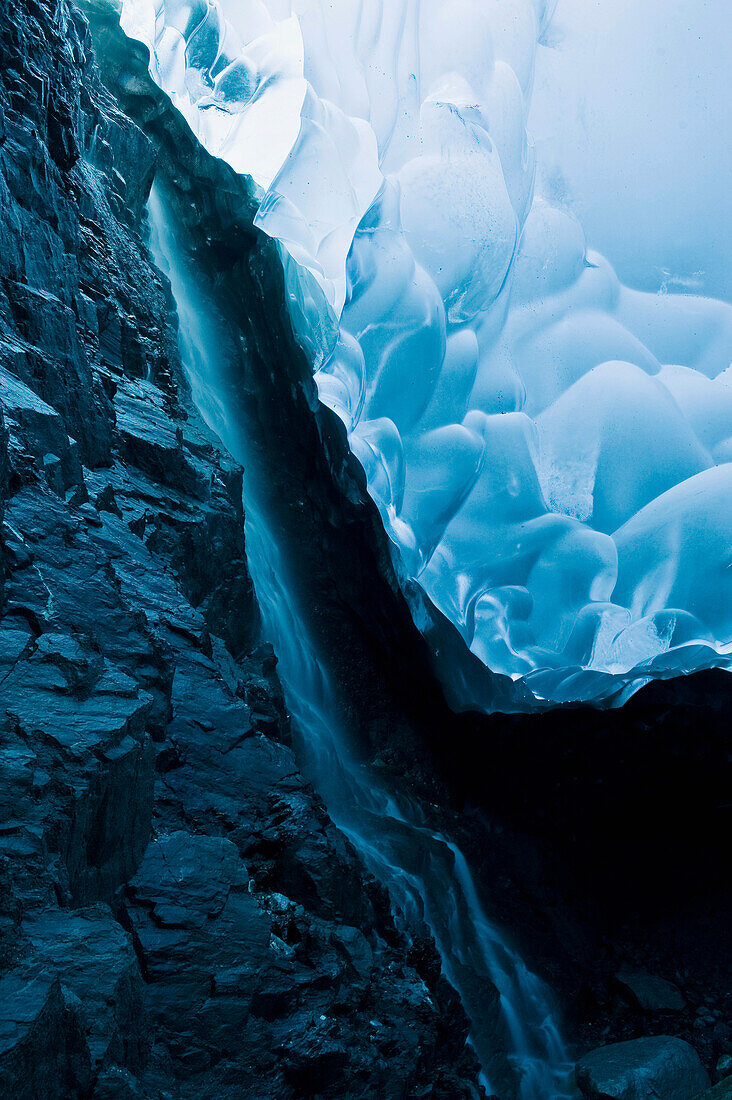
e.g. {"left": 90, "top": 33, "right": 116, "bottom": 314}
{"left": 121, "top": 0, "right": 732, "bottom": 708}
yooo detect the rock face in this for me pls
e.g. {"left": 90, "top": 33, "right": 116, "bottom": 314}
{"left": 0, "top": 1, "right": 481, "bottom": 1097}
{"left": 576, "top": 1036, "right": 710, "bottom": 1100}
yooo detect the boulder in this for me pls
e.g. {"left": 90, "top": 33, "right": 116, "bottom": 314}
{"left": 615, "top": 969, "right": 686, "bottom": 1013}
{"left": 697, "top": 1079, "right": 732, "bottom": 1100}
{"left": 576, "top": 1036, "right": 710, "bottom": 1100}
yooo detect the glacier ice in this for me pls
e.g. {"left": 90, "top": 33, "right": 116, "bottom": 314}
{"left": 122, "top": 0, "right": 732, "bottom": 708}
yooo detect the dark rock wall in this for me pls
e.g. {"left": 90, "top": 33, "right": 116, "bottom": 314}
{"left": 0, "top": 2, "right": 481, "bottom": 1097}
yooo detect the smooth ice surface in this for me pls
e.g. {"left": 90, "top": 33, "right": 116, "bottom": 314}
{"left": 530, "top": 0, "right": 732, "bottom": 301}
{"left": 124, "top": 0, "right": 732, "bottom": 707}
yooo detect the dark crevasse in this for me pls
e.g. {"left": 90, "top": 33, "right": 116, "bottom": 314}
{"left": 148, "top": 182, "right": 575, "bottom": 1099}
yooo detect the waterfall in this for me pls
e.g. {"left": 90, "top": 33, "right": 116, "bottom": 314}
{"left": 148, "top": 183, "right": 576, "bottom": 1099}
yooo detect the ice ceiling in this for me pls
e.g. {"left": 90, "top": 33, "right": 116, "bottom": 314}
{"left": 123, "top": 0, "right": 732, "bottom": 707}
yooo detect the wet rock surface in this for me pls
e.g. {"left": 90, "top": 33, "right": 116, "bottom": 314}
{"left": 613, "top": 971, "right": 686, "bottom": 1015}
{"left": 699, "top": 1079, "right": 732, "bottom": 1100}
{"left": 575, "top": 1035, "right": 709, "bottom": 1100}
{"left": 0, "top": 2, "right": 481, "bottom": 1097}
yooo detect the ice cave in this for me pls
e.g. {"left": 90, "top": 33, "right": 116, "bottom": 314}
{"left": 120, "top": 0, "right": 732, "bottom": 709}
{"left": 1, "top": 0, "right": 730, "bottom": 1096}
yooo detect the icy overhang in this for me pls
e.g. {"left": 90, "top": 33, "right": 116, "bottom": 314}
{"left": 122, "top": 0, "right": 732, "bottom": 708}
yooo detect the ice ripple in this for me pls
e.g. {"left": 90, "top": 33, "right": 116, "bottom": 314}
{"left": 123, "top": 0, "right": 732, "bottom": 708}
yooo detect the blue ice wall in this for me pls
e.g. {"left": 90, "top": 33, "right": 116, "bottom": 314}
{"left": 531, "top": 0, "right": 731, "bottom": 301}
{"left": 124, "top": 0, "right": 732, "bottom": 708}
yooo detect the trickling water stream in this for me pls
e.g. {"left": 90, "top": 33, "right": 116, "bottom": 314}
{"left": 148, "top": 183, "right": 576, "bottom": 1100}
